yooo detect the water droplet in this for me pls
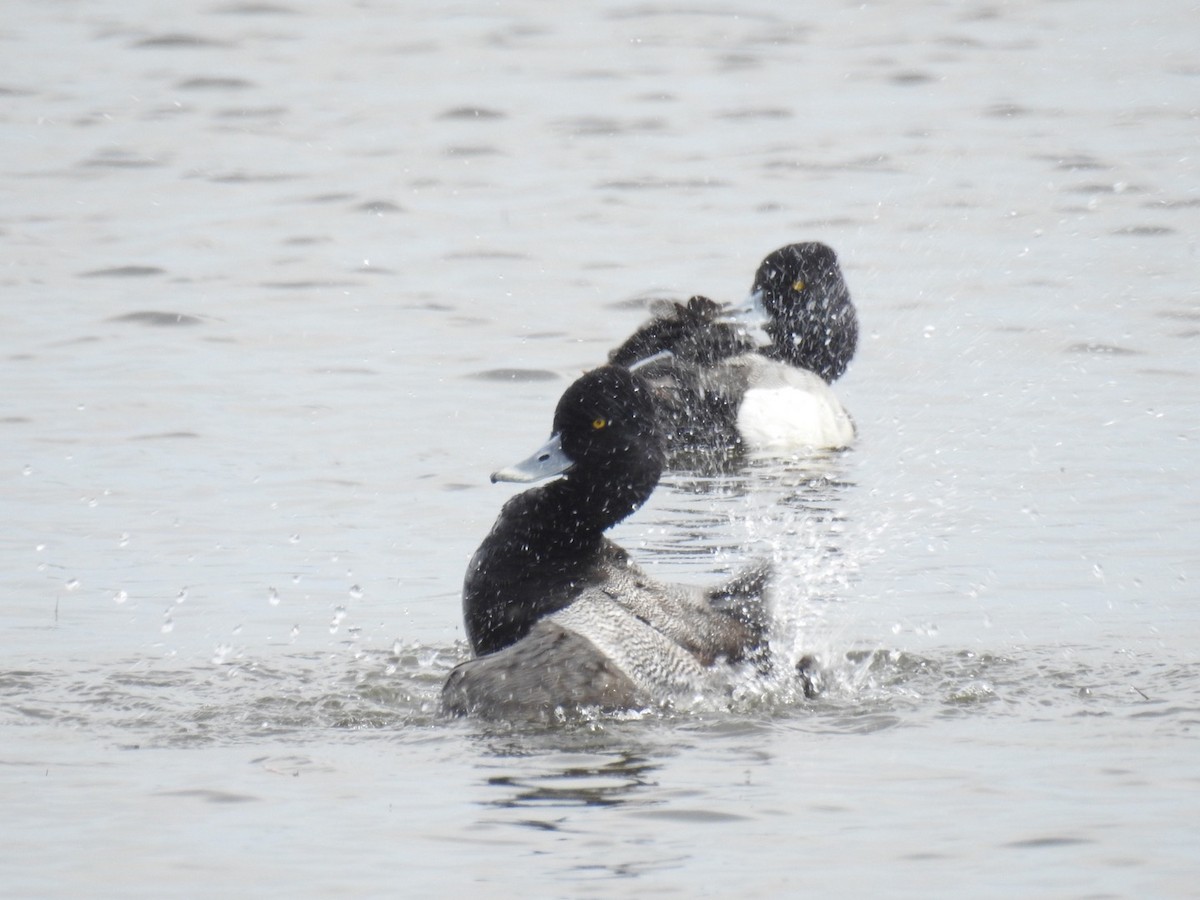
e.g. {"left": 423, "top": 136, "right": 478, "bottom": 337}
{"left": 161, "top": 615, "right": 174, "bottom": 634}
{"left": 348, "top": 584, "right": 363, "bottom": 600}
{"left": 291, "top": 574, "right": 301, "bottom": 585}
{"left": 175, "top": 588, "right": 188, "bottom": 604}
{"left": 231, "top": 624, "right": 242, "bottom": 635}
{"left": 35, "top": 543, "right": 46, "bottom": 553}
{"left": 392, "top": 639, "right": 402, "bottom": 657}
{"left": 65, "top": 578, "right": 80, "bottom": 591}
{"left": 113, "top": 590, "right": 128, "bottom": 604}
{"left": 418, "top": 648, "right": 441, "bottom": 668}
{"left": 891, "top": 622, "right": 902, "bottom": 635}
{"left": 267, "top": 586, "right": 280, "bottom": 606}
{"left": 290, "top": 624, "right": 300, "bottom": 638}
{"left": 118, "top": 532, "right": 130, "bottom": 547}
{"left": 288, "top": 533, "right": 301, "bottom": 544}
{"left": 212, "top": 644, "right": 232, "bottom": 665}
{"left": 329, "top": 606, "right": 347, "bottom": 634}
{"left": 22, "top": 465, "right": 33, "bottom": 477}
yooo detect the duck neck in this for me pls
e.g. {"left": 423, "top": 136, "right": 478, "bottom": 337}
{"left": 766, "top": 298, "right": 856, "bottom": 382}
{"left": 546, "top": 458, "right": 661, "bottom": 536}
{"left": 482, "top": 458, "right": 661, "bottom": 572}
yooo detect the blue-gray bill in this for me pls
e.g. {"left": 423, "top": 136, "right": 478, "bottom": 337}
{"left": 736, "top": 289, "right": 770, "bottom": 344}
{"left": 490, "top": 433, "right": 575, "bottom": 483}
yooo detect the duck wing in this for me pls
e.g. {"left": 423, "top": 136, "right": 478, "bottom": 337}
{"left": 608, "top": 296, "right": 754, "bottom": 369}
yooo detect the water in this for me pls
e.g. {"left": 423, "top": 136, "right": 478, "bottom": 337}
{"left": 3, "top": 1, "right": 1197, "bottom": 896}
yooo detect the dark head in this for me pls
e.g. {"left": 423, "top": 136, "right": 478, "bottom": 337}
{"left": 749, "top": 242, "right": 858, "bottom": 382}
{"left": 492, "top": 365, "right": 664, "bottom": 529}
{"left": 554, "top": 365, "right": 662, "bottom": 474}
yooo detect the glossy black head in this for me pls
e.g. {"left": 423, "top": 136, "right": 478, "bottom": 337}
{"left": 552, "top": 365, "right": 664, "bottom": 481}
{"left": 750, "top": 242, "right": 858, "bottom": 382}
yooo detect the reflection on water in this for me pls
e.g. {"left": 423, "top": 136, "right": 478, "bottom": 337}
{"left": 483, "top": 750, "right": 661, "bottom": 813}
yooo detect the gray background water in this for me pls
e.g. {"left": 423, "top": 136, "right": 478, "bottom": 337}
{"left": 3, "top": 1, "right": 1197, "bottom": 897}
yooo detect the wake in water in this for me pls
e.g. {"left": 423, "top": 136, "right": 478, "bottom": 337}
{"left": 4, "top": 450, "right": 1185, "bottom": 742}
{"left": 3, "top": 638, "right": 1185, "bottom": 750}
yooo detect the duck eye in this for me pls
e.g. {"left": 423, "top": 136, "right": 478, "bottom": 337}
{"left": 592, "top": 417, "right": 608, "bottom": 430}
{"left": 792, "top": 278, "right": 806, "bottom": 292}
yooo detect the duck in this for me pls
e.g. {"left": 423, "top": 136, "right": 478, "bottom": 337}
{"left": 607, "top": 242, "right": 858, "bottom": 454}
{"left": 443, "top": 365, "right": 772, "bottom": 719}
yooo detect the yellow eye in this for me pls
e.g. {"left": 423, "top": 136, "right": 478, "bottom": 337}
{"left": 592, "top": 417, "right": 607, "bottom": 430}
{"left": 792, "top": 278, "right": 806, "bottom": 292}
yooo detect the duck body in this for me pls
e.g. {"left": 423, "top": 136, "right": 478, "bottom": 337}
{"left": 608, "top": 242, "right": 858, "bottom": 455}
{"left": 708, "top": 354, "right": 856, "bottom": 452}
{"left": 446, "top": 567, "right": 768, "bottom": 719}
{"left": 444, "top": 365, "right": 771, "bottom": 720}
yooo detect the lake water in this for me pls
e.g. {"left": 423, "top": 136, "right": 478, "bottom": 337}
{"left": 2, "top": 1, "right": 1197, "bottom": 896}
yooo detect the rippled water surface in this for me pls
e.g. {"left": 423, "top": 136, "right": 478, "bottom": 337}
{"left": 3, "top": 1, "right": 1198, "bottom": 897}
